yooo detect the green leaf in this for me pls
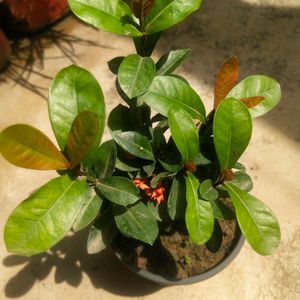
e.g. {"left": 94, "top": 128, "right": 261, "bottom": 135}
{"left": 159, "top": 159, "right": 183, "bottom": 173}
{"left": 144, "top": 0, "right": 202, "bottom": 34}
{"left": 168, "top": 176, "right": 186, "bottom": 220}
{"left": 87, "top": 207, "right": 118, "bottom": 254}
{"left": 68, "top": 0, "right": 142, "bottom": 36}
{"left": 150, "top": 171, "right": 173, "bottom": 188}
{"left": 142, "top": 76, "right": 205, "bottom": 121}
{"left": 168, "top": 109, "right": 199, "bottom": 163}
{"left": 156, "top": 49, "right": 191, "bottom": 75}
{"left": 213, "top": 98, "right": 252, "bottom": 170}
{"left": 108, "top": 104, "right": 130, "bottom": 134}
{"left": 0, "top": 124, "right": 69, "bottom": 170}
{"left": 96, "top": 176, "right": 140, "bottom": 206}
{"left": 225, "top": 183, "right": 281, "bottom": 255}
{"left": 206, "top": 220, "right": 222, "bottom": 253}
{"left": 4, "top": 176, "right": 88, "bottom": 256}
{"left": 210, "top": 199, "right": 235, "bottom": 220}
{"left": 147, "top": 202, "right": 163, "bottom": 222}
{"left": 199, "top": 179, "right": 219, "bottom": 201}
{"left": 65, "top": 111, "right": 99, "bottom": 168}
{"left": 143, "top": 162, "right": 156, "bottom": 176}
{"left": 115, "top": 157, "right": 140, "bottom": 172}
{"left": 49, "top": 65, "right": 105, "bottom": 166}
{"left": 113, "top": 131, "right": 154, "bottom": 161}
{"left": 227, "top": 75, "right": 281, "bottom": 118}
{"left": 93, "top": 140, "right": 117, "bottom": 179}
{"left": 118, "top": 54, "right": 156, "bottom": 99}
{"left": 107, "top": 56, "right": 125, "bottom": 75}
{"left": 229, "top": 171, "right": 253, "bottom": 192}
{"left": 114, "top": 201, "right": 159, "bottom": 245}
{"left": 73, "top": 191, "right": 103, "bottom": 232}
{"left": 185, "top": 172, "right": 214, "bottom": 245}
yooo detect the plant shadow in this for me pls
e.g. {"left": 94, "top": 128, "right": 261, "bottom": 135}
{"left": 3, "top": 229, "right": 161, "bottom": 298}
{"left": 157, "top": 0, "right": 300, "bottom": 140}
{"left": 0, "top": 16, "right": 113, "bottom": 100}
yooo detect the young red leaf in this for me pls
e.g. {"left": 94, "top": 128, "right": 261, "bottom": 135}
{"left": 132, "top": 0, "right": 154, "bottom": 20}
{"left": 214, "top": 56, "right": 239, "bottom": 109}
{"left": 241, "top": 96, "right": 265, "bottom": 108}
{"left": 0, "top": 124, "right": 69, "bottom": 170}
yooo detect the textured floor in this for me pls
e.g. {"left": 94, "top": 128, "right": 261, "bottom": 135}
{"left": 0, "top": 0, "right": 300, "bottom": 299}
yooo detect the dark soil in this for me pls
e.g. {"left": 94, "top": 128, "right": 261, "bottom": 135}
{"left": 113, "top": 220, "right": 239, "bottom": 279}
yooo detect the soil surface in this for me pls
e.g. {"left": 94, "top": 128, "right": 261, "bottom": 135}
{"left": 113, "top": 220, "right": 238, "bottom": 279}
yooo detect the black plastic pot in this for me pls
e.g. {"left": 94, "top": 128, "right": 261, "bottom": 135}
{"left": 113, "top": 229, "right": 245, "bottom": 286}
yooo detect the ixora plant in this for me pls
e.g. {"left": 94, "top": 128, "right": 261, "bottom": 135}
{"left": 0, "top": 0, "right": 281, "bottom": 281}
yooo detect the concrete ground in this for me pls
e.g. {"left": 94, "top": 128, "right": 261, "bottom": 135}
{"left": 0, "top": 0, "right": 299, "bottom": 299}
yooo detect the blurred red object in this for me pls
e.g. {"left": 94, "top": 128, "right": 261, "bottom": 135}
{"left": 2, "top": 0, "right": 69, "bottom": 32}
{"left": 0, "top": 29, "right": 11, "bottom": 71}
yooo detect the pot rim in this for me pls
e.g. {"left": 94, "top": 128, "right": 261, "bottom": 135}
{"left": 113, "top": 228, "right": 245, "bottom": 286}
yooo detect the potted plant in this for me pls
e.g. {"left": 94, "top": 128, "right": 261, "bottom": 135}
{"left": 0, "top": 0, "right": 281, "bottom": 285}
{"left": 0, "top": 0, "right": 69, "bottom": 33}
{"left": 0, "top": 28, "right": 11, "bottom": 71}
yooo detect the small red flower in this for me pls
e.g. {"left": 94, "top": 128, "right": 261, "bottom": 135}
{"left": 133, "top": 178, "right": 166, "bottom": 205}
{"left": 133, "top": 179, "right": 150, "bottom": 191}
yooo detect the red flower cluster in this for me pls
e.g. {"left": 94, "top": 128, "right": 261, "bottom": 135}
{"left": 133, "top": 178, "right": 166, "bottom": 205}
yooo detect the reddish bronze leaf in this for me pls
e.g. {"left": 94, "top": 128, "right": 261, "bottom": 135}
{"left": 185, "top": 161, "right": 197, "bottom": 173}
{"left": 214, "top": 56, "right": 239, "bottom": 109}
{"left": 222, "top": 169, "right": 235, "bottom": 181}
{"left": 241, "top": 96, "right": 265, "bottom": 108}
{"left": 132, "top": 0, "right": 154, "bottom": 20}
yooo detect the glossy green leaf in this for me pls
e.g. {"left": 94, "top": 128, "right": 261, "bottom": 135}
{"left": 199, "top": 179, "right": 219, "bottom": 201}
{"left": 49, "top": 65, "right": 105, "bottom": 165}
{"left": 113, "top": 131, "right": 154, "bottom": 161}
{"left": 142, "top": 76, "right": 205, "bottom": 121}
{"left": 213, "top": 98, "right": 252, "bottom": 170}
{"left": 210, "top": 199, "right": 235, "bottom": 220}
{"left": 227, "top": 75, "right": 281, "bottom": 118}
{"left": 114, "top": 201, "right": 159, "bottom": 245}
{"left": 118, "top": 54, "right": 156, "bottom": 99}
{"left": 156, "top": 49, "right": 191, "bottom": 75}
{"left": 4, "top": 176, "right": 88, "bottom": 256}
{"left": 168, "top": 176, "right": 186, "bottom": 220}
{"left": 87, "top": 207, "right": 117, "bottom": 254}
{"left": 73, "top": 191, "right": 103, "bottom": 232}
{"left": 65, "top": 111, "right": 99, "bottom": 168}
{"left": 93, "top": 140, "right": 117, "bottom": 179}
{"left": 96, "top": 176, "right": 140, "bottom": 206}
{"left": 0, "top": 124, "right": 69, "bottom": 170}
{"left": 225, "top": 183, "right": 281, "bottom": 255}
{"left": 168, "top": 109, "right": 199, "bottom": 163}
{"left": 185, "top": 172, "right": 214, "bottom": 245}
{"left": 144, "top": 0, "right": 202, "bottom": 34}
{"left": 229, "top": 171, "right": 253, "bottom": 192}
{"left": 68, "top": 0, "right": 142, "bottom": 36}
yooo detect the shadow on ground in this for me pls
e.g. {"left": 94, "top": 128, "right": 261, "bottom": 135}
{"left": 3, "top": 229, "right": 160, "bottom": 298}
{"left": 157, "top": 0, "right": 300, "bottom": 140}
{"left": 0, "top": 17, "right": 112, "bottom": 99}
